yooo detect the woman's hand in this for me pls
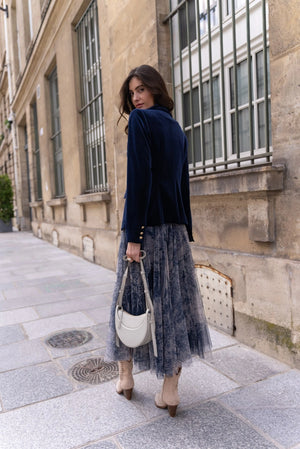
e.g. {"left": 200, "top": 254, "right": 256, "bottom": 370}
{"left": 126, "top": 242, "right": 141, "bottom": 263}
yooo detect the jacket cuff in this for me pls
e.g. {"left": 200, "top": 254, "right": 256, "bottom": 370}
{"left": 126, "top": 226, "right": 145, "bottom": 244}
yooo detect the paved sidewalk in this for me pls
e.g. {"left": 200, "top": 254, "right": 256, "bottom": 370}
{"left": 0, "top": 232, "right": 299, "bottom": 449}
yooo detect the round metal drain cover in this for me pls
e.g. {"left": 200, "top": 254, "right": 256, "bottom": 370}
{"left": 70, "top": 357, "right": 118, "bottom": 384}
{"left": 46, "top": 330, "right": 93, "bottom": 348}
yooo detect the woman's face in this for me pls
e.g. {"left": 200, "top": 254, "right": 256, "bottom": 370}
{"left": 129, "top": 76, "right": 154, "bottom": 110}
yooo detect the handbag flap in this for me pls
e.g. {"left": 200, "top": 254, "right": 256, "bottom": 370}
{"left": 116, "top": 307, "right": 151, "bottom": 329}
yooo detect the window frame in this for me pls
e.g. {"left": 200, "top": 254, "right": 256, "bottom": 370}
{"left": 49, "top": 66, "right": 65, "bottom": 198}
{"left": 75, "top": 0, "right": 107, "bottom": 194}
{"left": 31, "top": 101, "right": 42, "bottom": 200}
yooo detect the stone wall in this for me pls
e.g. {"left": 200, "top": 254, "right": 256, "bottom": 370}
{"left": 10, "top": 0, "right": 170, "bottom": 268}
{"left": 3, "top": 0, "right": 300, "bottom": 367}
{"left": 188, "top": 0, "right": 300, "bottom": 366}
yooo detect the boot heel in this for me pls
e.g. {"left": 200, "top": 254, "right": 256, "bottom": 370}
{"left": 123, "top": 388, "right": 133, "bottom": 400}
{"left": 167, "top": 405, "right": 178, "bottom": 417}
{"left": 116, "top": 360, "right": 134, "bottom": 400}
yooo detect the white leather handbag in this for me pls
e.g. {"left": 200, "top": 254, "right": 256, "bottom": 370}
{"left": 115, "top": 251, "right": 158, "bottom": 357}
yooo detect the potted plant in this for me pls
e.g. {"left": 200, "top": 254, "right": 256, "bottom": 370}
{"left": 0, "top": 174, "right": 14, "bottom": 232}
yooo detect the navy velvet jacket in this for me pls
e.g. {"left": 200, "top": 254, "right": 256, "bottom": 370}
{"left": 121, "top": 105, "right": 193, "bottom": 244}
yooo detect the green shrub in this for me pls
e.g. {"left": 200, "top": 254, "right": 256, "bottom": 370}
{"left": 0, "top": 174, "right": 14, "bottom": 223}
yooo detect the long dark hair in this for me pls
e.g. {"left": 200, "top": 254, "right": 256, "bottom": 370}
{"left": 118, "top": 65, "right": 174, "bottom": 132}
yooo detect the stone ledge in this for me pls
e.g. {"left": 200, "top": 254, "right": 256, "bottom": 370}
{"left": 190, "top": 164, "right": 285, "bottom": 196}
{"left": 46, "top": 197, "right": 67, "bottom": 207}
{"left": 74, "top": 192, "right": 111, "bottom": 222}
{"left": 74, "top": 191, "right": 111, "bottom": 204}
{"left": 29, "top": 201, "right": 43, "bottom": 208}
{"left": 46, "top": 198, "right": 67, "bottom": 221}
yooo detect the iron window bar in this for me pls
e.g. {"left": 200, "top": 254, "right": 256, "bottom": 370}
{"left": 262, "top": 0, "right": 270, "bottom": 160}
{"left": 246, "top": 0, "right": 254, "bottom": 161}
{"left": 190, "top": 151, "right": 272, "bottom": 175}
{"left": 195, "top": 0, "right": 206, "bottom": 170}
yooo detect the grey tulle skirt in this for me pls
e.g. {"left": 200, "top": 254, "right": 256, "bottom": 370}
{"left": 105, "top": 224, "right": 212, "bottom": 378}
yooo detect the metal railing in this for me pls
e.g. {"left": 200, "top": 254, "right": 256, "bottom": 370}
{"left": 165, "top": 0, "right": 272, "bottom": 175}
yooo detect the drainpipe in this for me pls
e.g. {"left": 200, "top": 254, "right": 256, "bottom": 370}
{"left": 3, "top": 0, "right": 22, "bottom": 230}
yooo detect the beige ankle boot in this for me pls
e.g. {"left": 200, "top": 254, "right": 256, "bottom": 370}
{"left": 116, "top": 360, "right": 134, "bottom": 400}
{"left": 155, "top": 367, "right": 182, "bottom": 417}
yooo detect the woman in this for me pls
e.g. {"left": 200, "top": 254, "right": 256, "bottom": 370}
{"left": 106, "top": 65, "right": 211, "bottom": 417}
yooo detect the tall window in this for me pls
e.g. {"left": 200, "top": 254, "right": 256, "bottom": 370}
{"left": 32, "top": 102, "right": 42, "bottom": 200}
{"left": 28, "top": 0, "right": 33, "bottom": 40}
{"left": 167, "top": 0, "right": 272, "bottom": 174}
{"left": 75, "top": 0, "right": 107, "bottom": 193}
{"left": 49, "top": 67, "right": 64, "bottom": 197}
{"left": 199, "top": 0, "right": 219, "bottom": 36}
{"left": 183, "top": 77, "right": 222, "bottom": 164}
{"left": 229, "top": 48, "right": 271, "bottom": 154}
{"left": 178, "top": 0, "right": 219, "bottom": 48}
{"left": 256, "top": 49, "right": 271, "bottom": 149}
{"left": 227, "top": 0, "right": 246, "bottom": 14}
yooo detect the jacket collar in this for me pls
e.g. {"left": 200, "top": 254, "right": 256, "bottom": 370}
{"left": 148, "top": 104, "right": 172, "bottom": 115}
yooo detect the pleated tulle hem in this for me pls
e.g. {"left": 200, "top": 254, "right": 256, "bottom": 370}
{"left": 105, "top": 224, "right": 212, "bottom": 378}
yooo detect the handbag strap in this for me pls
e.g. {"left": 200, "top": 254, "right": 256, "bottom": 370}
{"left": 116, "top": 251, "right": 157, "bottom": 357}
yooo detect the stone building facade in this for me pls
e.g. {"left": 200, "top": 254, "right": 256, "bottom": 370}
{"left": 0, "top": 6, "right": 16, "bottom": 217}
{"left": 0, "top": 0, "right": 299, "bottom": 367}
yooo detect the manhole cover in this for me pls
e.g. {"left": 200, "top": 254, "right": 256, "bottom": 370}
{"left": 70, "top": 357, "right": 119, "bottom": 384}
{"left": 46, "top": 330, "right": 93, "bottom": 348}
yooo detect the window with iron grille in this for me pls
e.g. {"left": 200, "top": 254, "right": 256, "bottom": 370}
{"left": 49, "top": 66, "right": 64, "bottom": 197}
{"left": 166, "top": 0, "right": 272, "bottom": 175}
{"left": 75, "top": 0, "right": 107, "bottom": 193}
{"left": 32, "top": 102, "right": 42, "bottom": 200}
{"left": 229, "top": 49, "right": 271, "bottom": 155}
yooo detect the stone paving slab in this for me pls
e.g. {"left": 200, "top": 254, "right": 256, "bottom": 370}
{"left": 1, "top": 286, "right": 42, "bottom": 300}
{"left": 35, "top": 296, "right": 111, "bottom": 318}
{"left": 0, "top": 382, "right": 146, "bottom": 449}
{"left": 84, "top": 307, "right": 111, "bottom": 325}
{"left": 39, "top": 279, "right": 88, "bottom": 294}
{"left": 82, "top": 441, "right": 119, "bottom": 449}
{"left": 116, "top": 401, "right": 278, "bottom": 449}
{"left": 209, "top": 327, "right": 238, "bottom": 350}
{"left": 0, "top": 324, "right": 25, "bottom": 345}
{"left": 24, "top": 270, "right": 67, "bottom": 280}
{"left": 0, "top": 339, "right": 51, "bottom": 372}
{"left": 0, "top": 362, "right": 73, "bottom": 410}
{"left": 0, "top": 307, "right": 39, "bottom": 326}
{"left": 206, "top": 344, "right": 290, "bottom": 385}
{"left": 130, "top": 358, "right": 239, "bottom": 420}
{"left": 0, "top": 233, "right": 299, "bottom": 449}
{"left": 0, "top": 292, "right": 69, "bottom": 311}
{"left": 80, "top": 274, "right": 117, "bottom": 286}
{"left": 63, "top": 285, "right": 114, "bottom": 300}
{"left": 219, "top": 370, "right": 300, "bottom": 448}
{"left": 23, "top": 312, "right": 95, "bottom": 339}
